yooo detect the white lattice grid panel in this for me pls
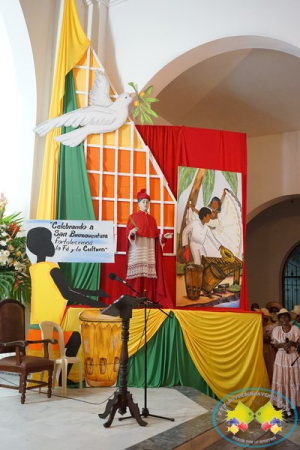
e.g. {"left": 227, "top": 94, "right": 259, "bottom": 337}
{"left": 73, "top": 47, "right": 177, "bottom": 255}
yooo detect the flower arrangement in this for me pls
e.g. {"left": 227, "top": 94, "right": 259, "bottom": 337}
{"left": 128, "top": 82, "right": 159, "bottom": 124}
{"left": 0, "top": 193, "right": 31, "bottom": 304}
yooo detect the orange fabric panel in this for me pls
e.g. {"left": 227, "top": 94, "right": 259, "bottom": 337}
{"left": 103, "top": 148, "right": 115, "bottom": 171}
{"left": 164, "top": 187, "right": 174, "bottom": 202}
{"left": 102, "top": 200, "right": 114, "bottom": 220}
{"left": 118, "top": 150, "right": 131, "bottom": 173}
{"left": 164, "top": 203, "right": 175, "bottom": 227}
{"left": 117, "top": 175, "right": 131, "bottom": 199}
{"left": 134, "top": 151, "right": 146, "bottom": 173}
{"left": 150, "top": 178, "right": 161, "bottom": 201}
{"left": 87, "top": 147, "right": 100, "bottom": 171}
{"left": 149, "top": 160, "right": 156, "bottom": 175}
{"left": 102, "top": 174, "right": 115, "bottom": 197}
{"left": 150, "top": 203, "right": 161, "bottom": 226}
{"left": 88, "top": 172, "right": 99, "bottom": 197}
{"left": 133, "top": 177, "right": 147, "bottom": 196}
{"left": 117, "top": 201, "right": 130, "bottom": 224}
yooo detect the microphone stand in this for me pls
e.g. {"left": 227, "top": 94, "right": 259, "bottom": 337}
{"left": 291, "top": 354, "right": 300, "bottom": 366}
{"left": 118, "top": 281, "right": 174, "bottom": 422}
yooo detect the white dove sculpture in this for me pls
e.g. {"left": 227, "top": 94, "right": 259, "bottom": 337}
{"left": 34, "top": 70, "right": 134, "bottom": 147}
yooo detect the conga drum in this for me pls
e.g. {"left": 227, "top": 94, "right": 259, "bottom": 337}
{"left": 184, "top": 264, "right": 203, "bottom": 300}
{"left": 79, "top": 310, "right": 122, "bottom": 387}
{"left": 201, "top": 263, "right": 225, "bottom": 294}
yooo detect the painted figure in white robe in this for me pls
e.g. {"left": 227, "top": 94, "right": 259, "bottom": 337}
{"left": 181, "top": 207, "right": 224, "bottom": 265}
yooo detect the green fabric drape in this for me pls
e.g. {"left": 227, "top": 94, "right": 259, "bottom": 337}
{"left": 125, "top": 312, "right": 217, "bottom": 398}
{"left": 56, "top": 70, "right": 100, "bottom": 291}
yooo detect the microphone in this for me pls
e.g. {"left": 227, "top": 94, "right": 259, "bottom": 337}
{"left": 109, "top": 273, "right": 127, "bottom": 284}
{"left": 108, "top": 273, "right": 143, "bottom": 297}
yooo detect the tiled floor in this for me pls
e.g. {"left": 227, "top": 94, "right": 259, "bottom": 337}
{"left": 0, "top": 373, "right": 300, "bottom": 450}
{"left": 0, "top": 373, "right": 208, "bottom": 450}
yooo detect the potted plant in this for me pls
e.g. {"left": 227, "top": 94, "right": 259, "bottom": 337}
{"left": 0, "top": 193, "right": 31, "bottom": 304}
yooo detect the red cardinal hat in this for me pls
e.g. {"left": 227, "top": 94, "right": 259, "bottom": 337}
{"left": 137, "top": 189, "right": 150, "bottom": 201}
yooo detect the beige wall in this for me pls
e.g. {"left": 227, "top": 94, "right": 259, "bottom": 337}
{"left": 246, "top": 131, "right": 300, "bottom": 306}
{"left": 246, "top": 198, "right": 300, "bottom": 307}
{"left": 247, "top": 131, "right": 300, "bottom": 221}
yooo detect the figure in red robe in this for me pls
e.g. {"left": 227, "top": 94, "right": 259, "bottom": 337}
{"left": 126, "top": 189, "right": 172, "bottom": 303}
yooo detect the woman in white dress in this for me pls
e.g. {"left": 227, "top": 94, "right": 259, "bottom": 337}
{"left": 271, "top": 308, "right": 300, "bottom": 419}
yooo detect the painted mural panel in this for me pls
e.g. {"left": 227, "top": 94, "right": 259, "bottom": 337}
{"left": 176, "top": 167, "right": 243, "bottom": 308}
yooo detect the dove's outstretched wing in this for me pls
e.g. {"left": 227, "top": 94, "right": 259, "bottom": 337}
{"left": 34, "top": 106, "right": 117, "bottom": 137}
{"left": 89, "top": 70, "right": 113, "bottom": 107}
{"left": 33, "top": 71, "right": 132, "bottom": 146}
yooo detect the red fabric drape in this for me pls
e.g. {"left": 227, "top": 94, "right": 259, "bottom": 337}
{"left": 100, "top": 125, "right": 248, "bottom": 311}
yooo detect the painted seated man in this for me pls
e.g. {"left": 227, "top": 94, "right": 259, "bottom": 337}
{"left": 179, "top": 207, "right": 224, "bottom": 266}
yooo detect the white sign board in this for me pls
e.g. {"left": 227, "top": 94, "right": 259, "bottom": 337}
{"left": 26, "top": 220, "right": 114, "bottom": 264}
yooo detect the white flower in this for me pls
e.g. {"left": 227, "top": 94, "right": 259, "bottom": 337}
{"left": 0, "top": 251, "right": 9, "bottom": 265}
{"left": 3, "top": 250, "right": 9, "bottom": 257}
{"left": 0, "top": 240, "right": 7, "bottom": 246}
{"left": 14, "top": 261, "right": 24, "bottom": 271}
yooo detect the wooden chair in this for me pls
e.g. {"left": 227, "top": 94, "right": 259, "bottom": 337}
{"left": 39, "top": 321, "right": 83, "bottom": 396}
{"left": 0, "top": 298, "right": 57, "bottom": 404}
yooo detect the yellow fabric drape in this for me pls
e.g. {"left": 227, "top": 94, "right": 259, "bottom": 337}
{"left": 61, "top": 307, "right": 168, "bottom": 358}
{"left": 36, "top": 306, "right": 270, "bottom": 402}
{"left": 127, "top": 309, "right": 169, "bottom": 357}
{"left": 47, "top": 306, "right": 270, "bottom": 402}
{"left": 173, "top": 310, "right": 270, "bottom": 403}
{"left": 37, "top": 0, "right": 90, "bottom": 219}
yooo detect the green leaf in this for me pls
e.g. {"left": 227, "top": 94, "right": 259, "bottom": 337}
{"left": 0, "top": 272, "right": 15, "bottom": 298}
{"left": 128, "top": 82, "right": 138, "bottom": 94}
{"left": 143, "top": 97, "right": 159, "bottom": 103}
{"left": 144, "top": 108, "right": 158, "bottom": 118}
{"left": 133, "top": 106, "right": 140, "bottom": 119}
{"left": 140, "top": 113, "right": 145, "bottom": 124}
{"left": 140, "top": 110, "right": 153, "bottom": 125}
{"left": 222, "top": 171, "right": 238, "bottom": 195}
{"left": 144, "top": 115, "right": 153, "bottom": 125}
{"left": 2, "top": 212, "right": 24, "bottom": 226}
{"left": 144, "top": 85, "right": 153, "bottom": 96}
{"left": 140, "top": 104, "right": 158, "bottom": 118}
{"left": 177, "top": 167, "right": 198, "bottom": 200}
{"left": 202, "top": 170, "right": 215, "bottom": 206}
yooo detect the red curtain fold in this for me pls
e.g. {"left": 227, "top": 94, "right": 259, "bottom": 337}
{"left": 100, "top": 125, "right": 248, "bottom": 311}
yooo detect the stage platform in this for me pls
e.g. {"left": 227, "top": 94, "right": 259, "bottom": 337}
{"left": 0, "top": 374, "right": 299, "bottom": 449}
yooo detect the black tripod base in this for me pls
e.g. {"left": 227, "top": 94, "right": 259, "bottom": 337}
{"left": 120, "top": 406, "right": 175, "bottom": 422}
{"left": 98, "top": 391, "right": 148, "bottom": 428}
{"left": 141, "top": 407, "right": 175, "bottom": 421}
